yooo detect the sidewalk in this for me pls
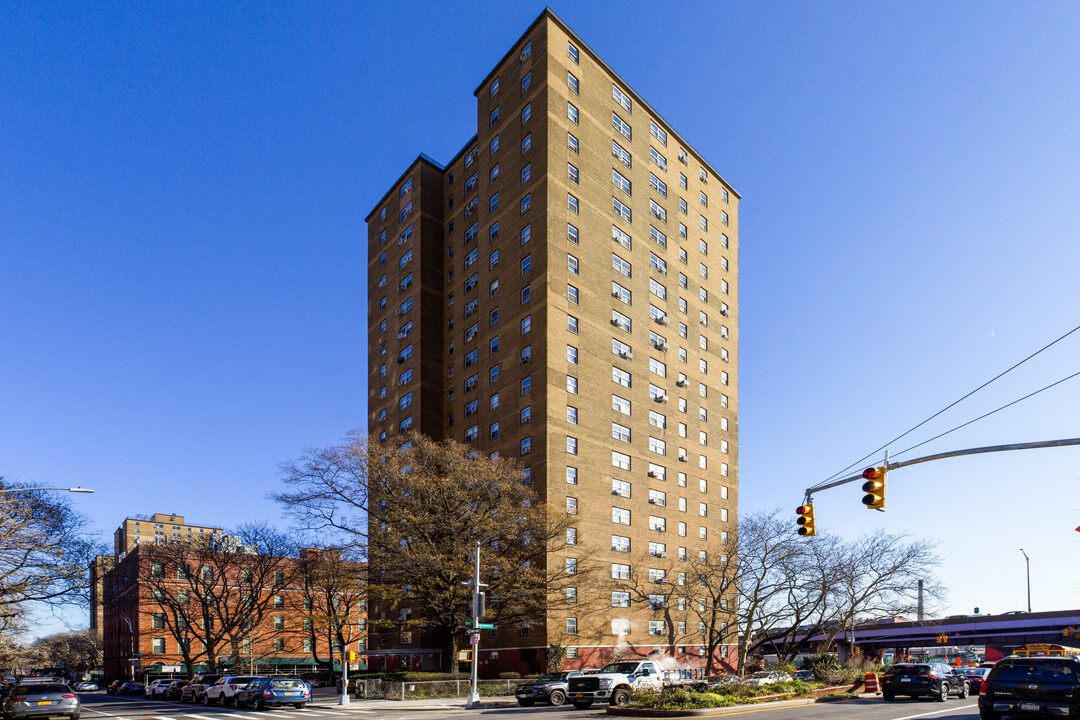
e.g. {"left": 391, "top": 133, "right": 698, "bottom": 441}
{"left": 307, "top": 688, "right": 521, "bottom": 712}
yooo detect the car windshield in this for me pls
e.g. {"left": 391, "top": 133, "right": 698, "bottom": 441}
{"left": 996, "top": 661, "right": 1076, "bottom": 683}
{"left": 16, "top": 684, "right": 70, "bottom": 694}
{"left": 601, "top": 663, "right": 641, "bottom": 674}
{"left": 959, "top": 668, "right": 989, "bottom": 677}
{"left": 534, "top": 674, "right": 561, "bottom": 682}
{"left": 887, "top": 665, "right": 927, "bottom": 676}
{"left": 269, "top": 680, "right": 304, "bottom": 689}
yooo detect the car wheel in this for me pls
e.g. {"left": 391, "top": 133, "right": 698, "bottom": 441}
{"left": 293, "top": 703, "right": 304, "bottom": 709}
{"left": 548, "top": 690, "right": 566, "bottom": 706}
{"left": 937, "top": 683, "right": 949, "bottom": 702}
{"left": 882, "top": 692, "right": 895, "bottom": 701}
{"left": 572, "top": 700, "right": 592, "bottom": 709}
{"left": 516, "top": 699, "right": 535, "bottom": 707}
{"left": 611, "top": 689, "right": 630, "bottom": 707}
{"left": 255, "top": 698, "right": 264, "bottom": 711}
{"left": 199, "top": 693, "right": 208, "bottom": 705}
{"left": 70, "top": 714, "right": 80, "bottom": 720}
{"left": 958, "top": 682, "right": 969, "bottom": 699}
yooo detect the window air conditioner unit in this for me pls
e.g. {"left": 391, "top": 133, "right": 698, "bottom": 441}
{"left": 521, "top": 447, "right": 531, "bottom": 455}
{"left": 678, "top": 456, "right": 688, "bottom": 463}
{"left": 648, "top": 498, "right": 657, "bottom": 504}
{"left": 647, "top": 471, "right": 656, "bottom": 478}
{"left": 520, "top": 355, "right": 530, "bottom": 364}
{"left": 612, "top": 290, "right": 621, "bottom": 298}
{"left": 611, "top": 319, "right": 620, "bottom": 326}
{"left": 520, "top": 416, "right": 531, "bottom": 424}
{"left": 721, "top": 308, "right": 729, "bottom": 316}
{"left": 612, "top": 490, "right": 620, "bottom": 495}
{"left": 676, "top": 380, "right": 688, "bottom": 387}
{"left": 397, "top": 357, "right": 405, "bottom": 363}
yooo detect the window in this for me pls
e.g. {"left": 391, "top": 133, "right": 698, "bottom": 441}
{"left": 489, "top": 193, "right": 499, "bottom": 212}
{"left": 650, "top": 252, "right": 668, "bottom": 274}
{"left": 650, "top": 226, "right": 667, "bottom": 249}
{"left": 567, "top": 284, "right": 579, "bottom": 304}
{"left": 612, "top": 281, "right": 631, "bottom": 305}
{"left": 568, "top": 42, "right": 579, "bottom": 63}
{"left": 650, "top": 146, "right": 667, "bottom": 171}
{"left": 650, "top": 199, "right": 667, "bottom": 223}
{"left": 612, "top": 450, "right": 631, "bottom": 470}
{"left": 612, "top": 366, "right": 631, "bottom": 388}
{"left": 521, "top": 72, "right": 531, "bottom": 94}
{"left": 649, "top": 620, "right": 665, "bottom": 636}
{"left": 612, "top": 338, "right": 632, "bottom": 357}
{"left": 612, "top": 422, "right": 631, "bottom": 442}
{"left": 650, "top": 120, "right": 668, "bottom": 145}
{"left": 566, "top": 587, "right": 577, "bottom": 604}
{"left": 612, "top": 253, "right": 632, "bottom": 277}
{"left": 568, "top": 193, "right": 579, "bottom": 214}
{"left": 521, "top": 316, "right": 531, "bottom": 334}
{"left": 520, "top": 285, "right": 530, "bottom": 303}
{"left": 566, "top": 466, "right": 578, "bottom": 484}
{"left": 612, "top": 534, "right": 631, "bottom": 552}
{"left": 649, "top": 436, "right": 667, "bottom": 455}
{"left": 566, "top": 497, "right": 578, "bottom": 515}
{"left": 612, "top": 84, "right": 632, "bottom": 112}
{"left": 649, "top": 173, "right": 668, "bottom": 197}
{"left": 567, "top": 405, "right": 578, "bottom": 424}
{"left": 521, "top": 255, "right": 531, "bottom": 274}
{"left": 566, "top": 436, "right": 578, "bottom": 454}
{"left": 567, "top": 223, "right": 579, "bottom": 244}
{"left": 489, "top": 78, "right": 499, "bottom": 97}
{"left": 521, "top": 376, "right": 531, "bottom": 394}
{"left": 650, "top": 278, "right": 667, "bottom": 301}
{"left": 567, "top": 102, "right": 579, "bottom": 124}
{"left": 152, "top": 637, "right": 166, "bottom": 654}
{"left": 612, "top": 591, "right": 630, "bottom": 607}
{"left": 567, "top": 345, "right": 578, "bottom": 364}
{"left": 567, "top": 315, "right": 579, "bottom": 334}
{"left": 650, "top": 357, "right": 667, "bottom": 378}
{"left": 612, "top": 394, "right": 631, "bottom": 415}
{"left": 611, "top": 310, "right": 631, "bottom": 333}
{"left": 612, "top": 140, "right": 632, "bottom": 168}
{"left": 520, "top": 437, "right": 531, "bottom": 454}
{"left": 612, "top": 112, "right": 632, "bottom": 140}
{"left": 568, "top": 72, "right": 579, "bottom": 94}
{"left": 568, "top": 132, "right": 579, "bottom": 154}
{"left": 489, "top": 107, "right": 499, "bottom": 126}
{"left": 567, "top": 163, "right": 579, "bottom": 184}
{"left": 568, "top": 254, "right": 579, "bottom": 274}
{"left": 521, "top": 133, "right": 531, "bottom": 154}
{"left": 612, "top": 225, "right": 632, "bottom": 250}
{"left": 612, "top": 169, "right": 632, "bottom": 195}
{"left": 613, "top": 198, "right": 632, "bottom": 222}
{"left": 566, "top": 375, "right": 578, "bottom": 394}
{"left": 612, "top": 563, "right": 631, "bottom": 580}
{"left": 520, "top": 224, "right": 531, "bottom": 244}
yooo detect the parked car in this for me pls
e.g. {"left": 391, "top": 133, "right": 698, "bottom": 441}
{"left": 741, "top": 671, "right": 792, "bottom": 687}
{"left": 979, "top": 655, "right": 1080, "bottom": 720}
{"left": 514, "top": 671, "right": 585, "bottom": 706}
{"left": 145, "top": 680, "right": 173, "bottom": 698}
{"left": 204, "top": 676, "right": 261, "bottom": 706}
{"left": 180, "top": 675, "right": 223, "bottom": 704}
{"left": 163, "top": 681, "right": 188, "bottom": 701}
{"left": 793, "top": 669, "right": 815, "bottom": 681}
{"left": 104, "top": 681, "right": 123, "bottom": 695}
{"left": 115, "top": 682, "right": 144, "bottom": 696}
{"left": 234, "top": 678, "right": 310, "bottom": 710}
{"left": 705, "top": 674, "right": 740, "bottom": 690}
{"left": 1, "top": 681, "right": 80, "bottom": 720}
{"left": 71, "top": 682, "right": 98, "bottom": 692}
{"left": 881, "top": 663, "right": 969, "bottom": 701}
{"left": 956, "top": 667, "right": 990, "bottom": 694}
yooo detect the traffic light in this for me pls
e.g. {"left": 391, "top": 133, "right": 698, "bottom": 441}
{"left": 861, "top": 467, "right": 887, "bottom": 510}
{"left": 796, "top": 504, "right": 816, "bottom": 537}
{"left": 935, "top": 634, "right": 948, "bottom": 644}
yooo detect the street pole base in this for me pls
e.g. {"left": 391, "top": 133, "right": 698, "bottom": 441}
{"left": 338, "top": 694, "right": 351, "bottom": 706}
{"left": 465, "top": 693, "right": 481, "bottom": 709}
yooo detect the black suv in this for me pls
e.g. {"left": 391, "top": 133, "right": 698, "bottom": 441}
{"left": 881, "top": 663, "right": 970, "bottom": 701}
{"left": 979, "top": 655, "right": 1080, "bottom": 720}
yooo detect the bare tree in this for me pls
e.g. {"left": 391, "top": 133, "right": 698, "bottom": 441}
{"left": 277, "top": 433, "right": 579, "bottom": 672}
{"left": 291, "top": 547, "right": 365, "bottom": 688}
{"left": 611, "top": 551, "right": 694, "bottom": 654}
{"left": 136, "top": 523, "right": 296, "bottom": 676}
{"left": 29, "top": 630, "right": 103, "bottom": 672}
{"left": 688, "top": 534, "right": 739, "bottom": 674}
{"left": 0, "top": 480, "right": 102, "bottom": 631}
{"left": 817, "top": 529, "right": 944, "bottom": 652}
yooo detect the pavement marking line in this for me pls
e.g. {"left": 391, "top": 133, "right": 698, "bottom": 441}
{"left": 889, "top": 704, "right": 978, "bottom": 720}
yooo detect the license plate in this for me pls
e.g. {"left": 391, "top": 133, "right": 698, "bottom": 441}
{"left": 36, "top": 701, "right": 51, "bottom": 705}
{"left": 285, "top": 692, "right": 298, "bottom": 696}
{"left": 1020, "top": 703, "right": 1041, "bottom": 711}
{"left": 900, "top": 678, "right": 911, "bottom": 682}
{"left": 574, "top": 693, "right": 584, "bottom": 698}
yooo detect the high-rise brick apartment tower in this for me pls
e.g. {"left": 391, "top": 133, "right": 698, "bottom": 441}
{"left": 365, "top": 8, "right": 738, "bottom": 675}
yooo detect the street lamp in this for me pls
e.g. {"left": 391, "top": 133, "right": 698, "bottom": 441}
{"left": 1019, "top": 548, "right": 1031, "bottom": 613}
{"left": 0, "top": 487, "right": 94, "bottom": 495}
{"left": 123, "top": 617, "right": 135, "bottom": 681}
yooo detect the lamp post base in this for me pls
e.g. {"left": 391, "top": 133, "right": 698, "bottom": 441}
{"left": 465, "top": 693, "right": 481, "bottom": 709}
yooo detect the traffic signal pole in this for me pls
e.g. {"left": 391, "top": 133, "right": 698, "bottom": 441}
{"left": 804, "top": 437, "right": 1080, "bottom": 500}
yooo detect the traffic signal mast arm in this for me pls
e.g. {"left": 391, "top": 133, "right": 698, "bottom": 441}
{"left": 804, "top": 437, "right": 1080, "bottom": 499}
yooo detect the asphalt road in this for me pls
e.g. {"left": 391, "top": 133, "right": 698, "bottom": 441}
{"left": 77, "top": 692, "right": 985, "bottom": 720}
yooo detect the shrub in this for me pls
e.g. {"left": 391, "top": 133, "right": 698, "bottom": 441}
{"left": 629, "top": 687, "right": 736, "bottom": 710}
{"left": 498, "top": 672, "right": 521, "bottom": 679}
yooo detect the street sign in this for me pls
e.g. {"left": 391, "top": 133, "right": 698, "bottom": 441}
{"left": 469, "top": 634, "right": 479, "bottom": 645}
{"left": 466, "top": 628, "right": 481, "bottom": 635}
{"left": 477, "top": 623, "right": 495, "bottom": 629}
{"left": 457, "top": 650, "right": 473, "bottom": 662}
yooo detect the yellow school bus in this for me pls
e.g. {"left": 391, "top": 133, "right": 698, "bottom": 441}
{"left": 1012, "top": 644, "right": 1080, "bottom": 658}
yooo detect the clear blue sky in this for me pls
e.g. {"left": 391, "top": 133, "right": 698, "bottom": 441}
{"left": 3, "top": 1, "right": 1079, "bottom": 634}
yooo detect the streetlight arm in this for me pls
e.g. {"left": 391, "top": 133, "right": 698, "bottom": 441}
{"left": 0, "top": 487, "right": 95, "bottom": 495}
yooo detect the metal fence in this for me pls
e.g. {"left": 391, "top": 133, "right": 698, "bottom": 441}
{"left": 353, "top": 678, "right": 524, "bottom": 700}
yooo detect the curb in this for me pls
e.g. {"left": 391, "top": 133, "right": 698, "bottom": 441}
{"left": 604, "top": 691, "right": 876, "bottom": 717}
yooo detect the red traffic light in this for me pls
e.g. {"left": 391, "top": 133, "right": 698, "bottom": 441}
{"left": 862, "top": 467, "right": 881, "bottom": 480}
{"left": 796, "top": 505, "right": 810, "bottom": 515}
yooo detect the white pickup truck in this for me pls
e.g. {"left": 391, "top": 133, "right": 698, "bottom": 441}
{"left": 566, "top": 660, "right": 665, "bottom": 709}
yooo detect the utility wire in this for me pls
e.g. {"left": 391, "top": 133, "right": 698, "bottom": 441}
{"left": 816, "top": 322, "right": 1080, "bottom": 487}
{"left": 889, "top": 369, "right": 1080, "bottom": 459}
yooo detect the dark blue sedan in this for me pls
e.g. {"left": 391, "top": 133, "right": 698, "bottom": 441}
{"left": 235, "top": 678, "right": 310, "bottom": 710}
